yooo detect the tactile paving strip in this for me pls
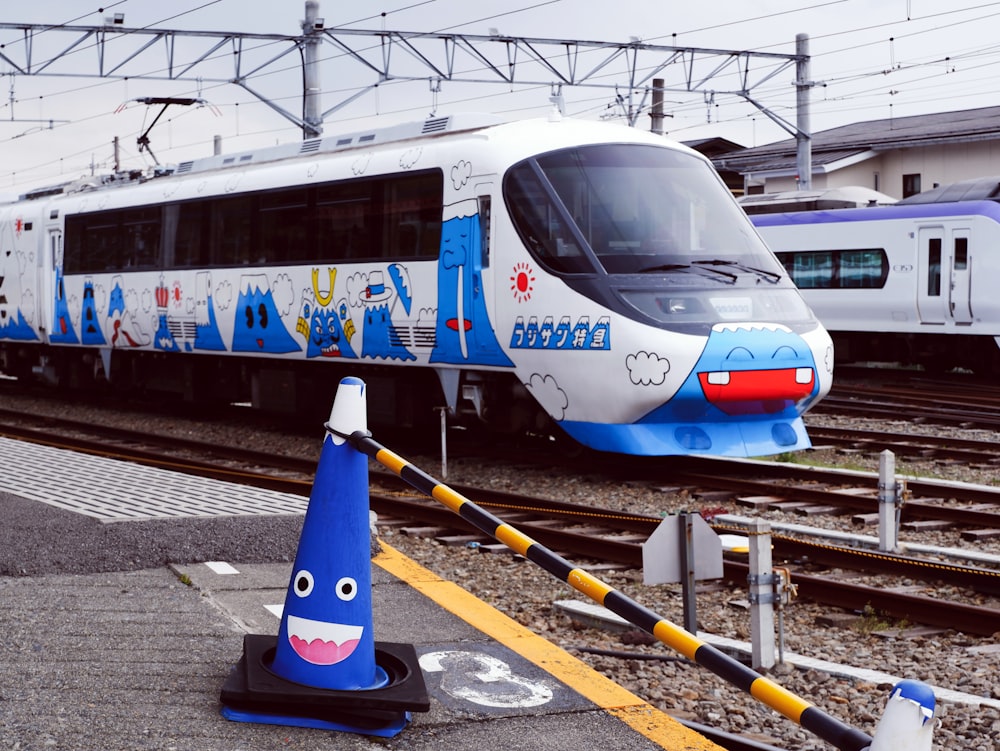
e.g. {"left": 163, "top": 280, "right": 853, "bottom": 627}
{"left": 0, "top": 436, "right": 308, "bottom": 522}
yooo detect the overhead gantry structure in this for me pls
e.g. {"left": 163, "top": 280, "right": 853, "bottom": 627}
{"left": 0, "top": 2, "right": 817, "bottom": 185}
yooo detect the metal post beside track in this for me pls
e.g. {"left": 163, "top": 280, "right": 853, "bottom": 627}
{"left": 342, "top": 428, "right": 875, "bottom": 751}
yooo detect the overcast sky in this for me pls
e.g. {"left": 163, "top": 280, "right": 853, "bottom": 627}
{"left": 1, "top": 0, "right": 998, "bottom": 194}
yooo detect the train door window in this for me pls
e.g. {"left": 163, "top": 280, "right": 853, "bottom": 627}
{"left": 950, "top": 233, "right": 973, "bottom": 323}
{"left": 477, "top": 195, "right": 491, "bottom": 268}
{"left": 927, "top": 237, "right": 941, "bottom": 296}
{"left": 954, "top": 237, "right": 968, "bottom": 269}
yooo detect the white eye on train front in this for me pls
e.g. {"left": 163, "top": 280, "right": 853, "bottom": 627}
{"left": 293, "top": 570, "right": 315, "bottom": 598}
{"left": 336, "top": 576, "right": 358, "bottom": 601}
{"left": 706, "top": 372, "right": 730, "bottom": 385}
{"left": 795, "top": 367, "right": 813, "bottom": 384}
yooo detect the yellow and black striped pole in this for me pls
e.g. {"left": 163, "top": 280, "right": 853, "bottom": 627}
{"left": 345, "top": 429, "right": 873, "bottom": 751}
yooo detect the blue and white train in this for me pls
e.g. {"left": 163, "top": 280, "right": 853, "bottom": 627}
{"left": 0, "top": 113, "right": 832, "bottom": 456}
{"left": 751, "top": 177, "right": 1000, "bottom": 374}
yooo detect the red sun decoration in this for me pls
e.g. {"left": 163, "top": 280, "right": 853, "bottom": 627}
{"left": 510, "top": 262, "right": 535, "bottom": 303}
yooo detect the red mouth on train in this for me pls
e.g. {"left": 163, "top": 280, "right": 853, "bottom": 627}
{"left": 698, "top": 367, "right": 815, "bottom": 415}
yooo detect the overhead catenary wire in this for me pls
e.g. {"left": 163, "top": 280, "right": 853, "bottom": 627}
{"left": 3, "top": 1, "right": 1000, "bottom": 190}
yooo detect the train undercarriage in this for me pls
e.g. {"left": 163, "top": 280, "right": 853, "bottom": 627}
{"left": 0, "top": 341, "right": 552, "bottom": 439}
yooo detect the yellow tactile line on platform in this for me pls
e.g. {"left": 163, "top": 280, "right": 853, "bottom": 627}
{"left": 374, "top": 541, "right": 723, "bottom": 751}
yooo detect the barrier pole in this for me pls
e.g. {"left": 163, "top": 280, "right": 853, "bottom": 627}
{"left": 345, "top": 429, "right": 874, "bottom": 751}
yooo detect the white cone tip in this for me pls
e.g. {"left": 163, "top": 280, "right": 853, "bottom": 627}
{"left": 327, "top": 377, "right": 367, "bottom": 444}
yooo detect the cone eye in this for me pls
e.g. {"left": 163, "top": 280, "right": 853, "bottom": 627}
{"left": 293, "top": 570, "right": 315, "bottom": 597}
{"left": 335, "top": 576, "right": 358, "bottom": 601}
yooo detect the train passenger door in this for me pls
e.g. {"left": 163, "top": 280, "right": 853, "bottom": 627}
{"left": 948, "top": 229, "right": 973, "bottom": 324}
{"left": 38, "top": 228, "right": 61, "bottom": 343}
{"left": 916, "top": 226, "right": 946, "bottom": 325}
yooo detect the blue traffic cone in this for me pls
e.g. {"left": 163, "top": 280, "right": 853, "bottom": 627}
{"left": 220, "top": 376, "right": 429, "bottom": 736}
{"left": 270, "top": 375, "right": 381, "bottom": 690}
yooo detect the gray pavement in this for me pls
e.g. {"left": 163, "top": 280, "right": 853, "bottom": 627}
{"left": 0, "top": 558, "right": 713, "bottom": 751}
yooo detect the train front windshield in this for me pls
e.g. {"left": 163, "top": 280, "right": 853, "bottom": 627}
{"left": 505, "top": 143, "right": 814, "bottom": 328}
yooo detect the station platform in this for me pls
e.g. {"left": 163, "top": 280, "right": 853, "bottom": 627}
{"left": 0, "top": 538, "right": 725, "bottom": 750}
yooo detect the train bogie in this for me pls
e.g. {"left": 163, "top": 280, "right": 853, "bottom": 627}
{"left": 0, "top": 114, "right": 832, "bottom": 456}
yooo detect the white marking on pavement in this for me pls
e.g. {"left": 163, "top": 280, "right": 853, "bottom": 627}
{"left": 205, "top": 561, "right": 241, "bottom": 575}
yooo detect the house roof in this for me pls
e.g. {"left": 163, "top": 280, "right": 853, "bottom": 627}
{"left": 713, "top": 105, "right": 1000, "bottom": 174}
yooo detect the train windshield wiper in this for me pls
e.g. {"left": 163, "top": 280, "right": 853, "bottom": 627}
{"left": 693, "top": 259, "right": 781, "bottom": 284}
{"left": 638, "top": 262, "right": 737, "bottom": 283}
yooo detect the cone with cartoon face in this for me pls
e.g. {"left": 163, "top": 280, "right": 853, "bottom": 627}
{"left": 270, "top": 375, "right": 381, "bottom": 690}
{"left": 220, "top": 375, "right": 428, "bottom": 736}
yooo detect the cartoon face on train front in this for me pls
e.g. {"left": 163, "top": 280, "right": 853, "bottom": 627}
{"left": 692, "top": 322, "right": 818, "bottom": 417}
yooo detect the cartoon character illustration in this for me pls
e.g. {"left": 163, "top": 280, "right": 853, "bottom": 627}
{"left": 49, "top": 266, "right": 79, "bottom": 345}
{"left": 359, "top": 270, "right": 415, "bottom": 361}
{"left": 152, "top": 278, "right": 181, "bottom": 352}
{"left": 77, "top": 279, "right": 106, "bottom": 346}
{"left": 297, "top": 268, "right": 357, "bottom": 359}
{"left": 0, "top": 222, "right": 38, "bottom": 342}
{"left": 193, "top": 271, "right": 226, "bottom": 351}
{"left": 430, "top": 201, "right": 513, "bottom": 367}
{"left": 106, "top": 276, "right": 150, "bottom": 348}
{"left": 232, "top": 273, "right": 301, "bottom": 354}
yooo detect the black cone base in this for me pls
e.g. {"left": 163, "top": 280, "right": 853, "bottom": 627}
{"left": 220, "top": 634, "right": 429, "bottom": 737}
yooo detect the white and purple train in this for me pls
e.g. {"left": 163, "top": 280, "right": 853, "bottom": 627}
{"left": 751, "top": 177, "right": 1000, "bottom": 374}
{"left": 0, "top": 113, "right": 832, "bottom": 456}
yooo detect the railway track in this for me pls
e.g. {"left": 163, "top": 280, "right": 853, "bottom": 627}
{"left": 1, "top": 404, "right": 998, "bottom": 637}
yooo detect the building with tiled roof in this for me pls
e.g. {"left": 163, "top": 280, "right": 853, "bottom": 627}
{"left": 711, "top": 105, "right": 1000, "bottom": 199}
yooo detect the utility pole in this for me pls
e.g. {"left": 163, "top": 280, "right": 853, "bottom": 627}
{"left": 301, "top": 0, "right": 324, "bottom": 138}
{"left": 795, "top": 33, "right": 812, "bottom": 190}
{"left": 649, "top": 78, "right": 665, "bottom": 135}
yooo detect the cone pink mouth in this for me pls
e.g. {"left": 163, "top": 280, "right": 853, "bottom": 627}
{"left": 285, "top": 614, "right": 363, "bottom": 666}
{"left": 289, "top": 634, "right": 361, "bottom": 665}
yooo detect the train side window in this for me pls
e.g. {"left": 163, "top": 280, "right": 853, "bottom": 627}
{"left": 173, "top": 202, "right": 210, "bottom": 267}
{"left": 87, "top": 215, "right": 122, "bottom": 271}
{"left": 259, "top": 187, "right": 311, "bottom": 263}
{"left": 839, "top": 249, "right": 887, "bottom": 288}
{"left": 212, "top": 195, "right": 256, "bottom": 265}
{"left": 927, "top": 238, "right": 942, "bottom": 296}
{"left": 381, "top": 171, "right": 442, "bottom": 260}
{"left": 776, "top": 248, "right": 887, "bottom": 289}
{"left": 121, "top": 207, "right": 160, "bottom": 268}
{"left": 317, "top": 180, "right": 372, "bottom": 259}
